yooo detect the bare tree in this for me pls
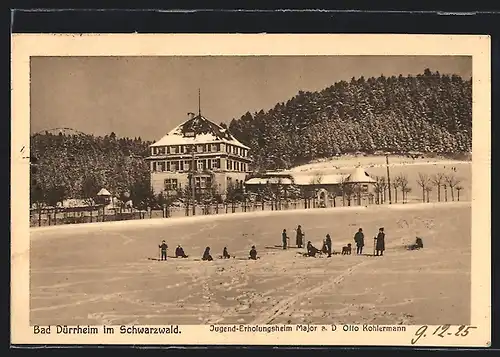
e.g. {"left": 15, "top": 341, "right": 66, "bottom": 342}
{"left": 379, "top": 176, "right": 387, "bottom": 204}
{"left": 425, "top": 185, "right": 432, "bottom": 203}
{"left": 445, "top": 174, "right": 461, "bottom": 201}
{"left": 442, "top": 184, "right": 448, "bottom": 202}
{"left": 344, "top": 183, "right": 355, "bottom": 206}
{"left": 392, "top": 175, "right": 402, "bottom": 204}
{"left": 398, "top": 174, "right": 409, "bottom": 203}
{"left": 431, "top": 173, "right": 445, "bottom": 202}
{"left": 416, "top": 173, "right": 430, "bottom": 203}
{"left": 373, "top": 177, "right": 382, "bottom": 205}
{"left": 339, "top": 176, "right": 348, "bottom": 206}
{"left": 403, "top": 186, "right": 412, "bottom": 203}
{"left": 352, "top": 183, "right": 362, "bottom": 206}
{"left": 456, "top": 185, "right": 464, "bottom": 201}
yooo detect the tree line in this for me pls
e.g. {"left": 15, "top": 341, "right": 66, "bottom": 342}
{"left": 228, "top": 69, "right": 472, "bottom": 170}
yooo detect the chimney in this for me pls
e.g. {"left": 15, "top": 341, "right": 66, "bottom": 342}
{"left": 187, "top": 112, "right": 195, "bottom": 120}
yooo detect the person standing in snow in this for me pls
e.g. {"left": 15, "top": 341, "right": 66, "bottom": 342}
{"left": 282, "top": 229, "right": 289, "bottom": 250}
{"left": 375, "top": 227, "right": 385, "bottom": 256}
{"left": 296, "top": 225, "right": 304, "bottom": 248}
{"left": 325, "top": 234, "right": 332, "bottom": 257}
{"left": 354, "top": 228, "right": 365, "bottom": 255}
{"left": 158, "top": 240, "right": 168, "bottom": 261}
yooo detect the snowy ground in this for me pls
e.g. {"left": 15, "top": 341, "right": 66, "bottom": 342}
{"left": 30, "top": 202, "right": 471, "bottom": 326}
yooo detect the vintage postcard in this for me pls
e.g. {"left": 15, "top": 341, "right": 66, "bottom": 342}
{"left": 11, "top": 34, "right": 491, "bottom": 347}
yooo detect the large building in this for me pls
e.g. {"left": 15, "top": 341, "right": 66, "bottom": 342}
{"left": 146, "top": 112, "right": 252, "bottom": 198}
{"left": 245, "top": 167, "right": 377, "bottom": 206}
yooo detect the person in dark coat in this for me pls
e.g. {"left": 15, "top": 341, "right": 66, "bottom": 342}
{"left": 325, "top": 234, "right": 332, "bottom": 257}
{"left": 202, "top": 246, "right": 213, "bottom": 261}
{"left": 321, "top": 240, "right": 328, "bottom": 254}
{"left": 175, "top": 245, "right": 188, "bottom": 258}
{"left": 375, "top": 228, "right": 385, "bottom": 256}
{"left": 415, "top": 237, "right": 423, "bottom": 249}
{"left": 282, "top": 229, "right": 289, "bottom": 250}
{"left": 306, "top": 241, "right": 321, "bottom": 257}
{"left": 158, "top": 240, "right": 168, "bottom": 261}
{"left": 222, "top": 247, "right": 231, "bottom": 259}
{"left": 249, "top": 245, "right": 258, "bottom": 260}
{"left": 354, "top": 228, "right": 365, "bottom": 255}
{"left": 408, "top": 237, "right": 424, "bottom": 250}
{"left": 296, "top": 225, "right": 304, "bottom": 248}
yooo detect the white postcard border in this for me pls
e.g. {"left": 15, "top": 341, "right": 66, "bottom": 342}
{"left": 11, "top": 34, "right": 491, "bottom": 347}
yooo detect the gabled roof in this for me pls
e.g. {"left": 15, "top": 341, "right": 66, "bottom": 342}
{"left": 97, "top": 188, "right": 111, "bottom": 196}
{"left": 151, "top": 114, "right": 250, "bottom": 149}
{"left": 345, "top": 167, "right": 376, "bottom": 183}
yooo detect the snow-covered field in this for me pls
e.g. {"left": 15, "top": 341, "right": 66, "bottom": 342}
{"left": 30, "top": 201, "right": 471, "bottom": 326}
{"left": 289, "top": 155, "right": 472, "bottom": 203}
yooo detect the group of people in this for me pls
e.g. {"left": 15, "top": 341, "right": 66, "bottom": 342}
{"left": 158, "top": 241, "right": 259, "bottom": 261}
{"left": 352, "top": 227, "right": 386, "bottom": 256}
{"left": 279, "top": 225, "right": 387, "bottom": 258}
{"left": 158, "top": 241, "right": 190, "bottom": 260}
{"left": 157, "top": 226, "right": 388, "bottom": 263}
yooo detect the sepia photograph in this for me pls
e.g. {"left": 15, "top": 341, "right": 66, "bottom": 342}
{"left": 11, "top": 34, "right": 491, "bottom": 346}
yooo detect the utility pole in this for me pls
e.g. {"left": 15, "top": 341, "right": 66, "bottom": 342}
{"left": 191, "top": 88, "right": 201, "bottom": 216}
{"left": 198, "top": 88, "right": 201, "bottom": 117}
{"left": 191, "top": 144, "right": 196, "bottom": 215}
{"left": 386, "top": 154, "right": 392, "bottom": 204}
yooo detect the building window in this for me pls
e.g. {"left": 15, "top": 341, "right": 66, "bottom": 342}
{"left": 226, "top": 145, "right": 231, "bottom": 153}
{"left": 197, "top": 160, "right": 204, "bottom": 171}
{"left": 211, "top": 144, "right": 218, "bottom": 152}
{"left": 165, "top": 179, "right": 178, "bottom": 191}
{"left": 200, "top": 177, "right": 207, "bottom": 189}
{"left": 184, "top": 160, "right": 191, "bottom": 171}
{"left": 197, "top": 145, "right": 204, "bottom": 153}
{"left": 170, "top": 161, "right": 177, "bottom": 171}
{"left": 152, "top": 162, "right": 157, "bottom": 172}
{"left": 158, "top": 147, "right": 165, "bottom": 155}
{"left": 159, "top": 161, "right": 165, "bottom": 172}
{"left": 212, "top": 159, "right": 220, "bottom": 169}
{"left": 152, "top": 147, "right": 157, "bottom": 155}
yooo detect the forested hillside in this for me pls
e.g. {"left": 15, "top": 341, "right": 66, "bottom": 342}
{"left": 30, "top": 132, "right": 152, "bottom": 205}
{"left": 30, "top": 69, "right": 472, "bottom": 204}
{"left": 229, "top": 69, "right": 472, "bottom": 170}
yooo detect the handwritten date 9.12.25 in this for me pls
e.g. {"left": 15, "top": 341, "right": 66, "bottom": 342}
{"left": 411, "top": 325, "right": 477, "bottom": 345}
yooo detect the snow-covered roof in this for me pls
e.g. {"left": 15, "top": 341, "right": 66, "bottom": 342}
{"left": 97, "top": 188, "right": 111, "bottom": 196}
{"left": 345, "top": 167, "right": 377, "bottom": 183}
{"left": 151, "top": 114, "right": 250, "bottom": 149}
{"left": 245, "top": 167, "right": 376, "bottom": 186}
{"left": 291, "top": 173, "right": 348, "bottom": 186}
{"left": 245, "top": 177, "right": 293, "bottom": 185}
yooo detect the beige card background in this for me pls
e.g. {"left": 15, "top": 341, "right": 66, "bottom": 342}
{"left": 11, "top": 34, "right": 491, "bottom": 346}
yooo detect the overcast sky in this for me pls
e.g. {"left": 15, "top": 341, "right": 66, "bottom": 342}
{"left": 30, "top": 56, "right": 472, "bottom": 141}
